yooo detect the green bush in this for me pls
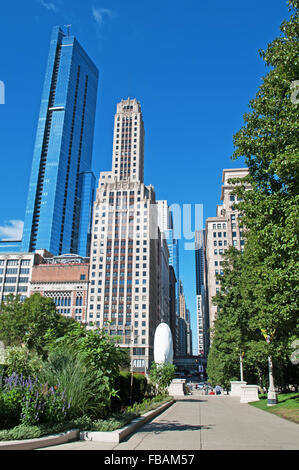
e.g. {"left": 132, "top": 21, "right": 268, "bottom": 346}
{"left": 111, "top": 372, "right": 148, "bottom": 410}
{"left": 0, "top": 394, "right": 173, "bottom": 440}
{"left": 5, "top": 346, "right": 43, "bottom": 378}
{"left": 40, "top": 348, "right": 100, "bottom": 419}
{"left": 132, "top": 374, "right": 147, "bottom": 402}
{"left": 1, "top": 373, "right": 72, "bottom": 428}
{"left": 149, "top": 362, "right": 175, "bottom": 395}
{"left": 0, "top": 391, "right": 20, "bottom": 429}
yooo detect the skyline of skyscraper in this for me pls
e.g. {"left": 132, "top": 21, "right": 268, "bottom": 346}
{"left": 156, "top": 200, "right": 181, "bottom": 354}
{"left": 21, "top": 26, "right": 98, "bottom": 257}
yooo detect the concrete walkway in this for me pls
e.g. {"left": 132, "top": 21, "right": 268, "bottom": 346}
{"left": 39, "top": 393, "right": 299, "bottom": 451}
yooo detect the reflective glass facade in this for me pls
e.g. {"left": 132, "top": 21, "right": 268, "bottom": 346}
{"left": 21, "top": 26, "right": 98, "bottom": 256}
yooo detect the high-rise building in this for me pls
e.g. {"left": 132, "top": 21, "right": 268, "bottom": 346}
{"left": 195, "top": 229, "right": 209, "bottom": 359}
{"left": 156, "top": 200, "right": 180, "bottom": 354}
{"left": 21, "top": 26, "right": 98, "bottom": 257}
{"left": 177, "top": 280, "right": 192, "bottom": 356}
{"left": 205, "top": 168, "right": 249, "bottom": 340}
{"left": 87, "top": 98, "right": 163, "bottom": 373}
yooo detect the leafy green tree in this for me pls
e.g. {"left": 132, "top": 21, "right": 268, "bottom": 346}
{"left": 0, "top": 293, "right": 76, "bottom": 358}
{"left": 209, "top": 1, "right": 299, "bottom": 389}
{"left": 0, "top": 295, "right": 26, "bottom": 346}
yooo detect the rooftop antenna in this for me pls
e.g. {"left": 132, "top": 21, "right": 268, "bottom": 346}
{"left": 64, "top": 24, "right": 72, "bottom": 37}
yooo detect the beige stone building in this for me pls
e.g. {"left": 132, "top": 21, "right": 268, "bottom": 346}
{"left": 87, "top": 98, "right": 165, "bottom": 373}
{"left": 0, "top": 250, "right": 51, "bottom": 302}
{"left": 205, "top": 168, "right": 249, "bottom": 337}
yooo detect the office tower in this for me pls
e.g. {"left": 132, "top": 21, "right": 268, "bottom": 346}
{"left": 186, "top": 308, "right": 193, "bottom": 356}
{"left": 195, "top": 229, "right": 209, "bottom": 359}
{"left": 87, "top": 98, "right": 162, "bottom": 373}
{"left": 157, "top": 200, "right": 180, "bottom": 354}
{"left": 159, "top": 236, "right": 170, "bottom": 325}
{"left": 205, "top": 168, "right": 249, "bottom": 339}
{"left": 177, "top": 280, "right": 188, "bottom": 356}
{"left": 21, "top": 26, "right": 98, "bottom": 257}
{"left": 168, "top": 265, "right": 177, "bottom": 354}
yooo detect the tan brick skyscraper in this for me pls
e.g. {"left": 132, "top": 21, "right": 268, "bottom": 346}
{"left": 87, "top": 99, "right": 163, "bottom": 374}
{"left": 205, "top": 168, "right": 249, "bottom": 340}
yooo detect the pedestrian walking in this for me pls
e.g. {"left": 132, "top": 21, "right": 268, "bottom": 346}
{"left": 215, "top": 385, "right": 222, "bottom": 395}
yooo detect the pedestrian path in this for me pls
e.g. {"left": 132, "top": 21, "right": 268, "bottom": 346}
{"left": 40, "top": 393, "right": 299, "bottom": 450}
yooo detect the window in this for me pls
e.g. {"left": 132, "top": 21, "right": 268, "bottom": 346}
{"left": 7, "top": 260, "right": 18, "bottom": 266}
{"left": 6, "top": 268, "right": 18, "bottom": 274}
{"left": 4, "top": 277, "right": 17, "bottom": 283}
{"left": 133, "top": 348, "right": 145, "bottom": 355}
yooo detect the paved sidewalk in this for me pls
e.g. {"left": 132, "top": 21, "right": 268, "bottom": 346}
{"left": 40, "top": 394, "right": 299, "bottom": 451}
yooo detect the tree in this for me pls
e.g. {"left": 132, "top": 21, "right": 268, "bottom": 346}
{"left": 0, "top": 293, "right": 76, "bottom": 358}
{"left": 0, "top": 295, "right": 26, "bottom": 346}
{"left": 209, "top": 1, "right": 299, "bottom": 389}
{"left": 231, "top": 0, "right": 299, "bottom": 368}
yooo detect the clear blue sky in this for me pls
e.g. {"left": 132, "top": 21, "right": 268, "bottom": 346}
{"left": 0, "top": 0, "right": 290, "bottom": 353}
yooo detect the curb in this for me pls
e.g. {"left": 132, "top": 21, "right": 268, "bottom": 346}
{"left": 0, "top": 399, "right": 176, "bottom": 449}
{"left": 80, "top": 399, "right": 176, "bottom": 443}
{"left": 0, "top": 429, "right": 79, "bottom": 451}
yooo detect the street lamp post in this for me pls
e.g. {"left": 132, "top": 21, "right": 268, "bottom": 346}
{"left": 240, "top": 351, "right": 244, "bottom": 382}
{"left": 267, "top": 355, "right": 277, "bottom": 406}
{"left": 261, "top": 329, "right": 277, "bottom": 406}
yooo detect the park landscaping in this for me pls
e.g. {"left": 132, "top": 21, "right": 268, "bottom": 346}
{"left": 0, "top": 294, "right": 175, "bottom": 442}
{"left": 249, "top": 393, "right": 299, "bottom": 424}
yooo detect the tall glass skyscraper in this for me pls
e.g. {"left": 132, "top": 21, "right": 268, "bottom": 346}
{"left": 21, "top": 26, "right": 98, "bottom": 257}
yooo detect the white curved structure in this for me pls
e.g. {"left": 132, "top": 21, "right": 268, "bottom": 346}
{"left": 153, "top": 322, "right": 173, "bottom": 364}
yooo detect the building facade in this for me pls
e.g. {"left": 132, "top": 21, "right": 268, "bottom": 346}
{"left": 205, "top": 168, "right": 249, "bottom": 338}
{"left": 30, "top": 254, "right": 89, "bottom": 322}
{"left": 195, "top": 229, "right": 209, "bottom": 359}
{"left": 156, "top": 200, "right": 180, "bottom": 355}
{"left": 21, "top": 26, "right": 98, "bottom": 257}
{"left": 0, "top": 250, "right": 51, "bottom": 302}
{"left": 177, "top": 280, "right": 192, "bottom": 356}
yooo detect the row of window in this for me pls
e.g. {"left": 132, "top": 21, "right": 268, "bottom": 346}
{"left": 0, "top": 268, "right": 30, "bottom": 274}
{"left": 0, "top": 259, "right": 31, "bottom": 266}
{"left": 0, "top": 277, "right": 29, "bottom": 284}
{"left": 0, "top": 286, "right": 27, "bottom": 292}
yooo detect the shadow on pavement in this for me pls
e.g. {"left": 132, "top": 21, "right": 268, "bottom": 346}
{"left": 140, "top": 420, "right": 214, "bottom": 434}
{"left": 175, "top": 398, "right": 208, "bottom": 403}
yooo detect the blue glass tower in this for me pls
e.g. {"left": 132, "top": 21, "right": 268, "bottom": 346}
{"left": 21, "top": 26, "right": 98, "bottom": 256}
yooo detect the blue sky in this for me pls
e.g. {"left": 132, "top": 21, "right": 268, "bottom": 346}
{"left": 0, "top": 0, "right": 289, "bottom": 353}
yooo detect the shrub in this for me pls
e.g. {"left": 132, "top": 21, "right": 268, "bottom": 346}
{"left": 111, "top": 372, "right": 148, "bottom": 410}
{"left": 5, "top": 346, "right": 43, "bottom": 378}
{"left": 1, "top": 373, "right": 72, "bottom": 427}
{"left": 149, "top": 362, "right": 175, "bottom": 395}
{"left": 40, "top": 348, "right": 100, "bottom": 419}
{"left": 0, "top": 391, "right": 20, "bottom": 429}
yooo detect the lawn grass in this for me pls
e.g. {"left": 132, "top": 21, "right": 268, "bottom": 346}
{"left": 249, "top": 392, "right": 299, "bottom": 424}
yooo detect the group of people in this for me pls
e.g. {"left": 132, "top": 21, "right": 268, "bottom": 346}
{"left": 206, "top": 384, "right": 222, "bottom": 395}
